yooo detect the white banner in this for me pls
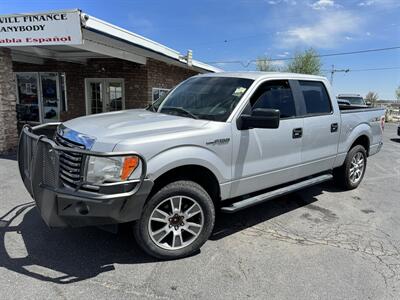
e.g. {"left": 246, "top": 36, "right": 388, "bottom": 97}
{"left": 0, "top": 10, "right": 82, "bottom": 46}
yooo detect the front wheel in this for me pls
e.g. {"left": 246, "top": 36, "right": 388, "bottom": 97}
{"left": 334, "top": 145, "right": 367, "bottom": 190}
{"left": 133, "top": 180, "right": 215, "bottom": 260}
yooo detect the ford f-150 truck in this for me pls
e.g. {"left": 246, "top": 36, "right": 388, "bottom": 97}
{"left": 18, "top": 72, "right": 385, "bottom": 259}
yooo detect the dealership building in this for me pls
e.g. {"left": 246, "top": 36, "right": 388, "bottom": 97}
{"left": 0, "top": 9, "right": 220, "bottom": 154}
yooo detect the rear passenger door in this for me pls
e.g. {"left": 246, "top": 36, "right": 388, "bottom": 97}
{"left": 294, "top": 80, "right": 340, "bottom": 177}
{"left": 230, "top": 80, "right": 304, "bottom": 198}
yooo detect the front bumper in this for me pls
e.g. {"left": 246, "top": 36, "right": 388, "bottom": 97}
{"left": 18, "top": 124, "right": 153, "bottom": 228}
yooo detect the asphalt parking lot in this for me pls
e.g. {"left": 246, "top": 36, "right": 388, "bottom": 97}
{"left": 0, "top": 124, "right": 399, "bottom": 299}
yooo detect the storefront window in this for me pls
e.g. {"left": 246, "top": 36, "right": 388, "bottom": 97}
{"left": 16, "top": 73, "right": 40, "bottom": 122}
{"left": 16, "top": 72, "right": 67, "bottom": 123}
{"left": 152, "top": 88, "right": 170, "bottom": 103}
{"left": 41, "top": 73, "right": 60, "bottom": 122}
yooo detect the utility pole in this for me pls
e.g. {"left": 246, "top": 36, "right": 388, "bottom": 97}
{"left": 330, "top": 65, "right": 350, "bottom": 85}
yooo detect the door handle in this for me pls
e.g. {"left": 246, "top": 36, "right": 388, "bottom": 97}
{"left": 331, "top": 123, "right": 338, "bottom": 132}
{"left": 292, "top": 127, "right": 303, "bottom": 139}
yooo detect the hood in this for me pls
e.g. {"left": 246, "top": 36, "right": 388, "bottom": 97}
{"left": 62, "top": 109, "right": 209, "bottom": 145}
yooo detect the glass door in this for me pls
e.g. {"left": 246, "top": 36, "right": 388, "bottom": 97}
{"left": 86, "top": 79, "right": 124, "bottom": 114}
{"left": 107, "top": 80, "right": 124, "bottom": 111}
{"left": 16, "top": 73, "right": 41, "bottom": 123}
{"left": 86, "top": 79, "right": 104, "bottom": 114}
{"left": 40, "top": 73, "right": 60, "bottom": 123}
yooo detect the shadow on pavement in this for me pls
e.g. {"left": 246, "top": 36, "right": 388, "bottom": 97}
{"left": 0, "top": 181, "right": 341, "bottom": 284}
{"left": 0, "top": 153, "right": 17, "bottom": 161}
{"left": 390, "top": 138, "right": 400, "bottom": 143}
{"left": 211, "top": 181, "right": 340, "bottom": 240}
{"left": 0, "top": 202, "right": 156, "bottom": 284}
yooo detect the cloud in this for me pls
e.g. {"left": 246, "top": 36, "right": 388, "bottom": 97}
{"left": 310, "top": 0, "right": 335, "bottom": 10}
{"left": 358, "top": 0, "right": 400, "bottom": 7}
{"left": 358, "top": 0, "right": 374, "bottom": 5}
{"left": 266, "top": 0, "right": 297, "bottom": 5}
{"left": 277, "top": 51, "right": 290, "bottom": 57}
{"left": 278, "top": 11, "right": 361, "bottom": 48}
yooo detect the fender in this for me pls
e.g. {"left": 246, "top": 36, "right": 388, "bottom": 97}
{"left": 147, "top": 145, "right": 230, "bottom": 184}
{"left": 334, "top": 122, "right": 372, "bottom": 168}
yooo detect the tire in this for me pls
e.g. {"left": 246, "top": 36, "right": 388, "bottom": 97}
{"left": 133, "top": 180, "right": 215, "bottom": 260}
{"left": 333, "top": 145, "right": 367, "bottom": 190}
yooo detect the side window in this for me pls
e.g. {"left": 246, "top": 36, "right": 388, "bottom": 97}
{"left": 249, "top": 80, "right": 296, "bottom": 118}
{"left": 299, "top": 81, "right": 332, "bottom": 115}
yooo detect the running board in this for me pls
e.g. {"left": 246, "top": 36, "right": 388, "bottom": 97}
{"left": 221, "top": 174, "right": 333, "bottom": 213}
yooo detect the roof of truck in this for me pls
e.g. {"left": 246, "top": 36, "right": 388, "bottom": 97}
{"left": 197, "top": 71, "right": 327, "bottom": 81}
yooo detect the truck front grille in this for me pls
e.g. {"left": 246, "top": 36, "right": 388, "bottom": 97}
{"left": 55, "top": 133, "right": 85, "bottom": 188}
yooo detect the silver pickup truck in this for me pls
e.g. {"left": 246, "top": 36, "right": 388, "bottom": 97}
{"left": 18, "top": 72, "right": 385, "bottom": 259}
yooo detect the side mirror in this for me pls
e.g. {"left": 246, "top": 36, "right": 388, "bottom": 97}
{"left": 237, "top": 108, "right": 280, "bottom": 130}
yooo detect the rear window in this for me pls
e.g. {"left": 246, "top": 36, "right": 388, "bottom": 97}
{"left": 299, "top": 81, "right": 332, "bottom": 115}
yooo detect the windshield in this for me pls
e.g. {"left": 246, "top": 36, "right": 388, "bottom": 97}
{"left": 148, "top": 77, "right": 254, "bottom": 121}
{"left": 338, "top": 97, "right": 365, "bottom": 105}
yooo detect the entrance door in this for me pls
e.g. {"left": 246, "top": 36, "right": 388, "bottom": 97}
{"left": 40, "top": 73, "right": 61, "bottom": 123}
{"left": 85, "top": 79, "right": 125, "bottom": 115}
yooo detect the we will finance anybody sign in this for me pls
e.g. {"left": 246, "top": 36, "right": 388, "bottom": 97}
{"left": 0, "top": 11, "right": 82, "bottom": 46}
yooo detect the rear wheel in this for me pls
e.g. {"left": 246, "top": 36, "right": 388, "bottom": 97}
{"left": 133, "top": 180, "right": 215, "bottom": 259}
{"left": 334, "top": 145, "right": 367, "bottom": 190}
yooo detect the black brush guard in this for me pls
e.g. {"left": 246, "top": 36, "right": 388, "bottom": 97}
{"left": 17, "top": 123, "right": 153, "bottom": 227}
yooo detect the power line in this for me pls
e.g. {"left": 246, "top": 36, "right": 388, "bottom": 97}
{"left": 329, "top": 65, "right": 349, "bottom": 84}
{"left": 205, "top": 46, "right": 400, "bottom": 67}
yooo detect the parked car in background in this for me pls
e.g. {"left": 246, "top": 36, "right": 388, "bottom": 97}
{"left": 337, "top": 94, "right": 368, "bottom": 106}
{"left": 337, "top": 98, "right": 351, "bottom": 106}
{"left": 18, "top": 72, "right": 385, "bottom": 260}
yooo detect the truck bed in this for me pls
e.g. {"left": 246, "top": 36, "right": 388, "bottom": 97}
{"left": 336, "top": 106, "right": 385, "bottom": 167}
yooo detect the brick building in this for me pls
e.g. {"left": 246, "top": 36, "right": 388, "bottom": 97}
{"left": 0, "top": 10, "right": 220, "bottom": 154}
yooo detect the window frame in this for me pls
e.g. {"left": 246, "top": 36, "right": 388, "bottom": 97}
{"left": 238, "top": 79, "right": 302, "bottom": 121}
{"left": 295, "top": 80, "right": 333, "bottom": 117}
{"left": 152, "top": 87, "right": 170, "bottom": 103}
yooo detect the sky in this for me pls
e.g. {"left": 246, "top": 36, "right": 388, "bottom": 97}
{"left": 1, "top": 0, "right": 399, "bottom": 99}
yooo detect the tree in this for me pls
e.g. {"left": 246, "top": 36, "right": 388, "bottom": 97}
{"left": 285, "top": 48, "right": 322, "bottom": 75}
{"left": 256, "top": 56, "right": 278, "bottom": 72}
{"left": 365, "top": 91, "right": 379, "bottom": 107}
{"left": 396, "top": 85, "right": 400, "bottom": 100}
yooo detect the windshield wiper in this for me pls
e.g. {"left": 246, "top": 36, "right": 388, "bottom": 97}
{"left": 160, "top": 107, "right": 199, "bottom": 119}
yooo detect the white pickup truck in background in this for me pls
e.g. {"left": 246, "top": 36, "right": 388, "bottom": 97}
{"left": 18, "top": 72, "right": 385, "bottom": 259}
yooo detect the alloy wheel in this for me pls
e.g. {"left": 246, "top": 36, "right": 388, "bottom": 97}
{"left": 148, "top": 196, "right": 204, "bottom": 250}
{"left": 349, "top": 152, "right": 365, "bottom": 184}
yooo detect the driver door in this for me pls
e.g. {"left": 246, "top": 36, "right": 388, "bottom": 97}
{"left": 230, "top": 80, "right": 304, "bottom": 198}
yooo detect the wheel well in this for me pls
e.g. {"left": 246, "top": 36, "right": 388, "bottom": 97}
{"left": 350, "top": 135, "right": 370, "bottom": 156}
{"left": 149, "top": 165, "right": 221, "bottom": 203}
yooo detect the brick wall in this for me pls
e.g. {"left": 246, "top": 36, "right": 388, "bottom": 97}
{"left": 0, "top": 48, "right": 18, "bottom": 154}
{"left": 13, "top": 57, "right": 199, "bottom": 122}
{"left": 13, "top": 58, "right": 149, "bottom": 121}
{"left": 147, "top": 58, "right": 198, "bottom": 101}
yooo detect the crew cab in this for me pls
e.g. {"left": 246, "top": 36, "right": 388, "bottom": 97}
{"left": 18, "top": 72, "right": 385, "bottom": 259}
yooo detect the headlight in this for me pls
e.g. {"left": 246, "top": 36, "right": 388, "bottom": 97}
{"left": 85, "top": 156, "right": 139, "bottom": 185}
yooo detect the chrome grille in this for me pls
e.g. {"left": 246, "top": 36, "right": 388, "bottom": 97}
{"left": 55, "top": 133, "right": 85, "bottom": 188}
